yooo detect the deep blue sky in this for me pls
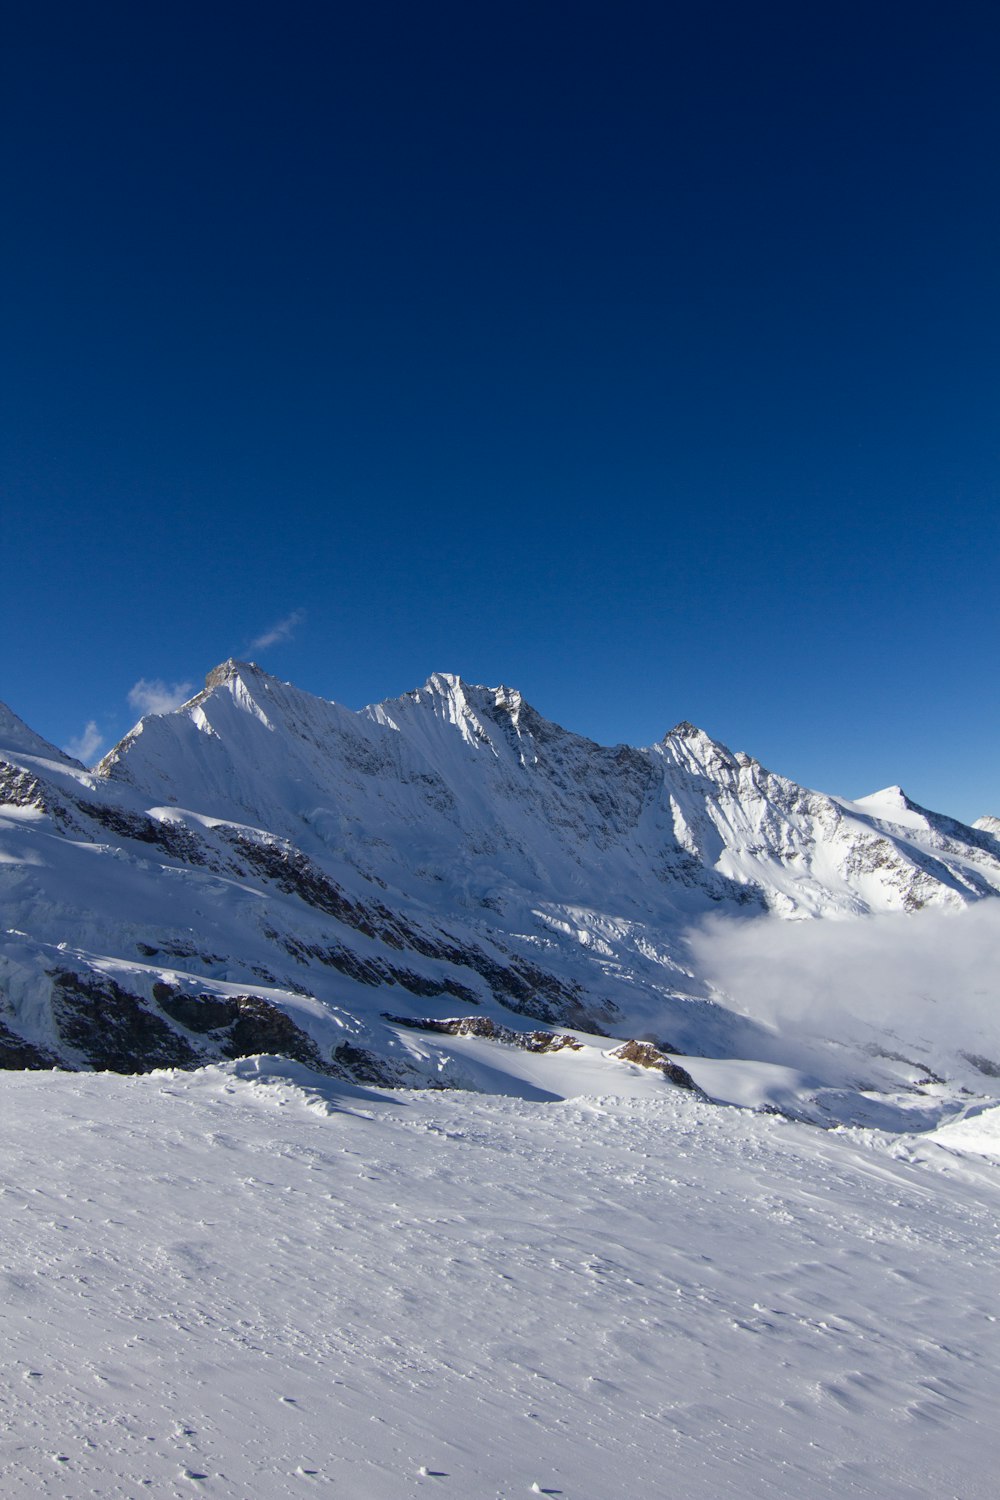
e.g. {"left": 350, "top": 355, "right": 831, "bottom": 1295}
{"left": 3, "top": 2, "right": 998, "bottom": 819}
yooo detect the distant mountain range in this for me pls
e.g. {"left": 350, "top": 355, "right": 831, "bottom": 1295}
{"left": 2, "top": 661, "right": 998, "bottom": 1113}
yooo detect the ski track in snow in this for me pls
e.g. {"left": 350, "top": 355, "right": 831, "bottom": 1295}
{"left": 2, "top": 1063, "right": 999, "bottom": 1499}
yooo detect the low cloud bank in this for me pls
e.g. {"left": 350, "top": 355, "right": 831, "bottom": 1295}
{"left": 688, "top": 902, "right": 1000, "bottom": 1057}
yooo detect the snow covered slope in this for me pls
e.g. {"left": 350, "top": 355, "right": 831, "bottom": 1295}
{"left": 3, "top": 1059, "right": 1000, "bottom": 1499}
{"left": 2, "top": 661, "right": 999, "bottom": 1115}
{"left": 98, "top": 662, "right": 1000, "bottom": 923}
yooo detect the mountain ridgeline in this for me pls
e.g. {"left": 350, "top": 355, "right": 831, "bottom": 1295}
{"left": 1, "top": 660, "right": 998, "bottom": 1086}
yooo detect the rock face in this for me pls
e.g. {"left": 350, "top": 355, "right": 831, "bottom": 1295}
{"left": 1, "top": 661, "right": 999, "bottom": 1080}
{"left": 609, "top": 1039, "right": 706, "bottom": 1095}
{"left": 383, "top": 1012, "right": 584, "bottom": 1053}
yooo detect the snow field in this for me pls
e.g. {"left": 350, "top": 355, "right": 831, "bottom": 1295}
{"left": 2, "top": 1060, "right": 999, "bottom": 1499}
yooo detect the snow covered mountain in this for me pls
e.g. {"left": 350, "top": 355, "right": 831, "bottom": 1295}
{"left": 2, "top": 660, "right": 999, "bottom": 1115}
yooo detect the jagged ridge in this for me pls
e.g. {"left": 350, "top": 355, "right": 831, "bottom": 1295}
{"left": 1, "top": 661, "right": 999, "bottom": 1086}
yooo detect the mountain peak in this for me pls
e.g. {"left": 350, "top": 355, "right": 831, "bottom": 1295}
{"left": 665, "top": 720, "right": 709, "bottom": 741}
{"left": 857, "top": 785, "right": 912, "bottom": 809}
{"left": 204, "top": 659, "right": 266, "bottom": 691}
{"left": 422, "top": 670, "right": 469, "bottom": 698}
{"left": 416, "top": 673, "right": 528, "bottom": 721}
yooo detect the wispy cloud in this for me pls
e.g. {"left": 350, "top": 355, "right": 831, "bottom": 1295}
{"left": 64, "top": 721, "right": 104, "bottom": 765}
{"left": 128, "top": 678, "right": 195, "bottom": 717}
{"left": 249, "top": 609, "right": 304, "bottom": 652}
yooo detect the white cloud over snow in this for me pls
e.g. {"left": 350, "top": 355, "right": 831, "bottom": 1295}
{"left": 249, "top": 609, "right": 304, "bottom": 651}
{"left": 128, "top": 678, "right": 195, "bottom": 717}
{"left": 64, "top": 721, "right": 104, "bottom": 765}
{"left": 687, "top": 902, "right": 1000, "bottom": 1057}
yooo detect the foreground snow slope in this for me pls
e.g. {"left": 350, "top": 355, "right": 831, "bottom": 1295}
{"left": 2, "top": 1059, "right": 999, "bottom": 1500}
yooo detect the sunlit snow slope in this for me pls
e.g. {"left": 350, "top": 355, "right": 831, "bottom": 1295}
{"left": 3, "top": 1059, "right": 1000, "bottom": 1500}
{"left": 2, "top": 661, "right": 999, "bottom": 1116}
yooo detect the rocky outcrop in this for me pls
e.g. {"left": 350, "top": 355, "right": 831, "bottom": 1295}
{"left": 50, "top": 969, "right": 199, "bottom": 1073}
{"left": 383, "top": 1013, "right": 583, "bottom": 1052}
{"left": 610, "top": 1039, "right": 706, "bottom": 1095}
{"left": 0, "top": 1017, "right": 61, "bottom": 1070}
{"left": 151, "top": 983, "right": 334, "bottom": 1073}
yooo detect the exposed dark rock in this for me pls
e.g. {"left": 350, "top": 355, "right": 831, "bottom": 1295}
{"left": 273, "top": 932, "right": 387, "bottom": 984}
{"left": 50, "top": 969, "right": 199, "bottom": 1073}
{"left": 44, "top": 969, "right": 337, "bottom": 1077}
{"left": 430, "top": 946, "right": 591, "bottom": 1027}
{"left": 224, "top": 996, "right": 329, "bottom": 1069}
{"left": 332, "top": 1040, "right": 433, "bottom": 1088}
{"left": 204, "top": 659, "right": 256, "bottom": 690}
{"left": 866, "top": 1045, "right": 947, "bottom": 1085}
{"left": 233, "top": 832, "right": 591, "bottom": 1023}
{"left": 250, "top": 965, "right": 284, "bottom": 987}
{"left": 0, "top": 760, "right": 50, "bottom": 812}
{"left": 388, "top": 970, "right": 482, "bottom": 1005}
{"left": 158, "top": 943, "right": 226, "bottom": 965}
{"left": 960, "top": 1051, "right": 1000, "bottom": 1078}
{"left": 0, "top": 1018, "right": 62, "bottom": 1070}
{"left": 382, "top": 1013, "right": 583, "bottom": 1053}
{"left": 272, "top": 922, "right": 582, "bottom": 1022}
{"left": 75, "top": 801, "right": 209, "bottom": 864}
{"left": 152, "top": 983, "right": 334, "bottom": 1073}
{"left": 231, "top": 835, "right": 381, "bottom": 934}
{"left": 610, "top": 1039, "right": 706, "bottom": 1094}
{"left": 154, "top": 987, "right": 240, "bottom": 1031}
